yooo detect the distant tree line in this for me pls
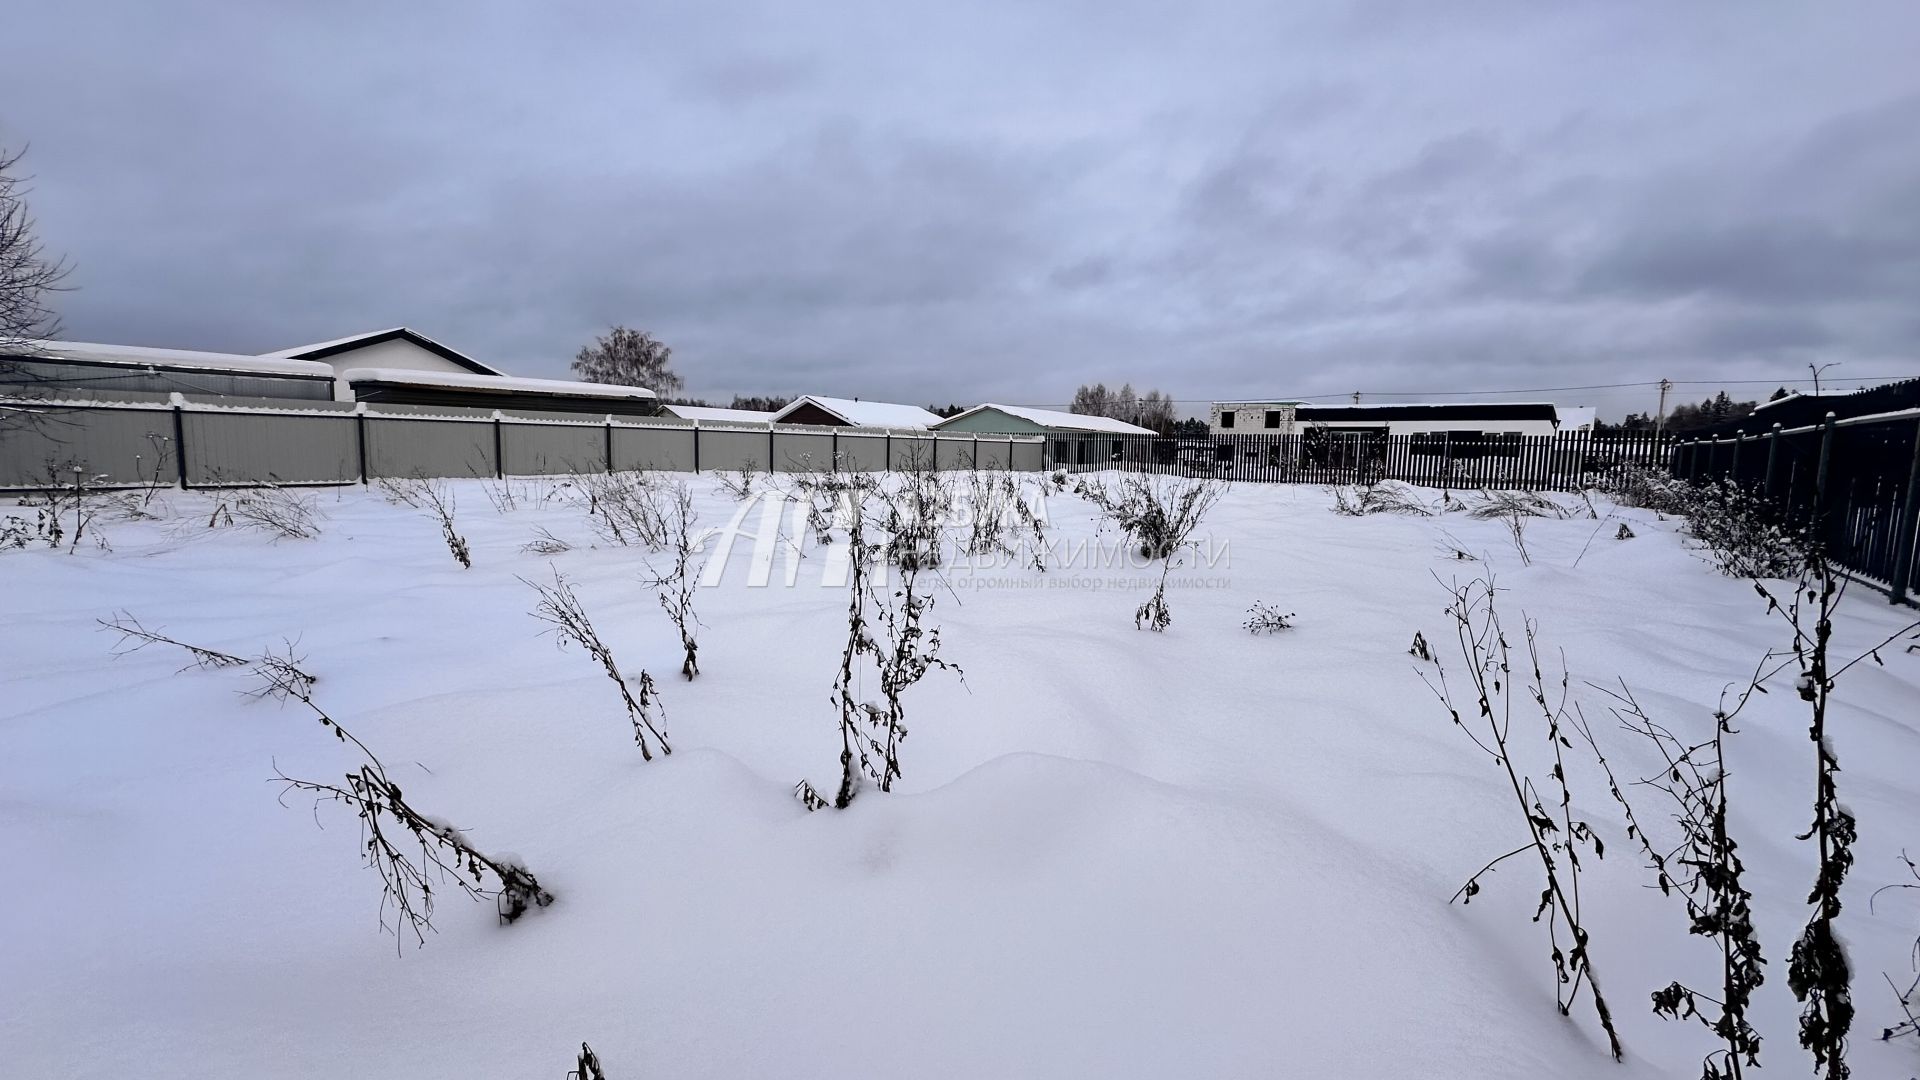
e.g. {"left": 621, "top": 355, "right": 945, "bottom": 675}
{"left": 1595, "top": 389, "right": 1792, "bottom": 435}
{"left": 1069, "top": 382, "right": 1177, "bottom": 434}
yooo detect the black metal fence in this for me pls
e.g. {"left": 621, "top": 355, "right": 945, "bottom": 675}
{"left": 1049, "top": 429, "right": 1673, "bottom": 493}
{"left": 1673, "top": 410, "right": 1920, "bottom": 603}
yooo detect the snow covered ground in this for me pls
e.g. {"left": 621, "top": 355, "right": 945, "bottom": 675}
{"left": 3, "top": 473, "right": 1918, "bottom": 1079}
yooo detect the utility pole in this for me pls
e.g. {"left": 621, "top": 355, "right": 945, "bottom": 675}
{"left": 1655, "top": 378, "right": 1672, "bottom": 437}
{"left": 1351, "top": 390, "right": 1361, "bottom": 405}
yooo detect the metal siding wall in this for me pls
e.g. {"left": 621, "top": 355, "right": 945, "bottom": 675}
{"left": 1, "top": 361, "right": 333, "bottom": 400}
{"left": 934, "top": 435, "right": 976, "bottom": 470}
{"left": 184, "top": 410, "right": 359, "bottom": 485}
{"left": 502, "top": 422, "right": 606, "bottom": 475}
{"left": 975, "top": 438, "right": 1012, "bottom": 470}
{"left": 364, "top": 416, "right": 496, "bottom": 478}
{"left": 890, "top": 434, "right": 935, "bottom": 470}
{"left": 699, "top": 428, "right": 770, "bottom": 472}
{"left": 1011, "top": 439, "right": 1044, "bottom": 472}
{"left": 0, "top": 404, "right": 173, "bottom": 487}
{"left": 837, "top": 432, "right": 887, "bottom": 472}
{"left": 613, "top": 426, "right": 695, "bottom": 471}
{"left": 772, "top": 430, "right": 834, "bottom": 472}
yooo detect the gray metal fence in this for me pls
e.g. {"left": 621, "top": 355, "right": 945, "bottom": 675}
{"left": 0, "top": 391, "right": 1045, "bottom": 489}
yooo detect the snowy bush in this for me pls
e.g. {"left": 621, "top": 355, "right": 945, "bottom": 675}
{"left": 526, "top": 570, "right": 670, "bottom": 759}
{"left": 1077, "top": 475, "right": 1223, "bottom": 631}
{"left": 101, "top": 616, "right": 553, "bottom": 947}
{"left": 1243, "top": 603, "right": 1295, "bottom": 634}
{"left": 714, "top": 461, "right": 761, "bottom": 502}
{"left": 641, "top": 481, "right": 705, "bottom": 679}
{"left": 1422, "top": 578, "right": 1623, "bottom": 1060}
{"left": 1328, "top": 480, "right": 1434, "bottom": 517}
{"left": 1572, "top": 680, "right": 1764, "bottom": 1080}
{"left": 214, "top": 483, "right": 323, "bottom": 540}
{"left": 800, "top": 480, "right": 962, "bottom": 810}
{"left": 380, "top": 477, "right": 471, "bottom": 567}
{"left": 577, "top": 470, "right": 674, "bottom": 550}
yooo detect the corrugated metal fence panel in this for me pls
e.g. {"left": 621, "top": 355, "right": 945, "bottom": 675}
{"left": 890, "top": 434, "right": 935, "bottom": 470}
{"left": 1010, "top": 438, "right": 1044, "bottom": 472}
{"left": 364, "top": 415, "right": 496, "bottom": 479}
{"left": 700, "top": 427, "right": 772, "bottom": 472}
{"left": 836, "top": 432, "right": 887, "bottom": 472}
{"left": 184, "top": 410, "right": 359, "bottom": 485}
{"left": 613, "top": 426, "right": 695, "bottom": 471}
{"left": 933, "top": 435, "right": 976, "bottom": 470}
{"left": 975, "top": 438, "right": 1013, "bottom": 470}
{"left": 772, "top": 430, "right": 834, "bottom": 472}
{"left": 0, "top": 403, "right": 175, "bottom": 487}
{"left": 502, "top": 421, "right": 606, "bottom": 476}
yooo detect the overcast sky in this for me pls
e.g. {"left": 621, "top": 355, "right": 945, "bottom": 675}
{"left": 5, "top": 1, "right": 1919, "bottom": 418}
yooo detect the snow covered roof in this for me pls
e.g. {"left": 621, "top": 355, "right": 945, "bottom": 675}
{"left": 772, "top": 395, "right": 942, "bottom": 429}
{"left": 7, "top": 340, "right": 336, "bottom": 378}
{"left": 339, "top": 368, "right": 656, "bottom": 400}
{"left": 934, "top": 403, "right": 1157, "bottom": 435}
{"left": 664, "top": 404, "right": 777, "bottom": 424}
{"left": 266, "top": 327, "right": 504, "bottom": 376}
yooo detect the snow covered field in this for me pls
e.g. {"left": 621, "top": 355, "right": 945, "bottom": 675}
{"left": 3, "top": 473, "right": 1918, "bottom": 1079}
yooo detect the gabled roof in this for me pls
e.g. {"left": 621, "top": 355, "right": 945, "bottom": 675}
{"left": 339, "top": 368, "right": 656, "bottom": 400}
{"left": 932, "top": 403, "right": 1157, "bottom": 435}
{"left": 771, "top": 395, "right": 942, "bottom": 429}
{"left": 265, "top": 328, "right": 503, "bottom": 376}
{"left": 664, "top": 404, "right": 777, "bottom": 424}
{"left": 8, "top": 339, "right": 335, "bottom": 378}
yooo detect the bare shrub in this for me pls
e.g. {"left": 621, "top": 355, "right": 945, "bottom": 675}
{"left": 715, "top": 461, "right": 761, "bottom": 502}
{"left": 1761, "top": 558, "right": 1918, "bottom": 1078}
{"left": 1421, "top": 578, "right": 1623, "bottom": 1060}
{"left": 225, "top": 483, "right": 323, "bottom": 540}
{"left": 520, "top": 527, "right": 572, "bottom": 555}
{"left": 577, "top": 470, "right": 674, "bottom": 550}
{"left": 1466, "top": 489, "right": 1580, "bottom": 520}
{"left": 1876, "top": 852, "right": 1920, "bottom": 1043}
{"left": 525, "top": 569, "right": 670, "bottom": 759}
{"left": 381, "top": 477, "right": 471, "bottom": 568}
{"left": 1504, "top": 512, "right": 1532, "bottom": 567}
{"left": 1243, "top": 602, "right": 1295, "bottom": 634}
{"left": 877, "top": 466, "right": 953, "bottom": 572}
{"left": 1077, "top": 475, "right": 1224, "bottom": 631}
{"left": 800, "top": 479, "right": 962, "bottom": 810}
{"left": 1573, "top": 678, "right": 1766, "bottom": 1080}
{"left": 641, "top": 481, "right": 704, "bottom": 679}
{"left": 1329, "top": 480, "right": 1435, "bottom": 517}
{"left": 101, "top": 616, "right": 552, "bottom": 948}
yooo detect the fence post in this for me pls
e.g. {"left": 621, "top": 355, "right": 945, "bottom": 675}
{"left": 1764, "top": 423, "right": 1781, "bottom": 497}
{"left": 831, "top": 427, "right": 839, "bottom": 470}
{"left": 1889, "top": 415, "right": 1920, "bottom": 606}
{"left": 604, "top": 415, "right": 614, "bottom": 473}
{"left": 1813, "top": 413, "right": 1836, "bottom": 523}
{"left": 170, "top": 393, "right": 189, "bottom": 489}
{"left": 692, "top": 423, "right": 702, "bottom": 473}
{"left": 492, "top": 411, "right": 505, "bottom": 479}
{"left": 1730, "top": 429, "right": 1744, "bottom": 482}
{"left": 885, "top": 430, "right": 892, "bottom": 471}
{"left": 355, "top": 405, "right": 369, "bottom": 485}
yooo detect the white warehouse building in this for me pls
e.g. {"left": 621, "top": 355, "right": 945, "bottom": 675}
{"left": 1209, "top": 400, "right": 1594, "bottom": 437}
